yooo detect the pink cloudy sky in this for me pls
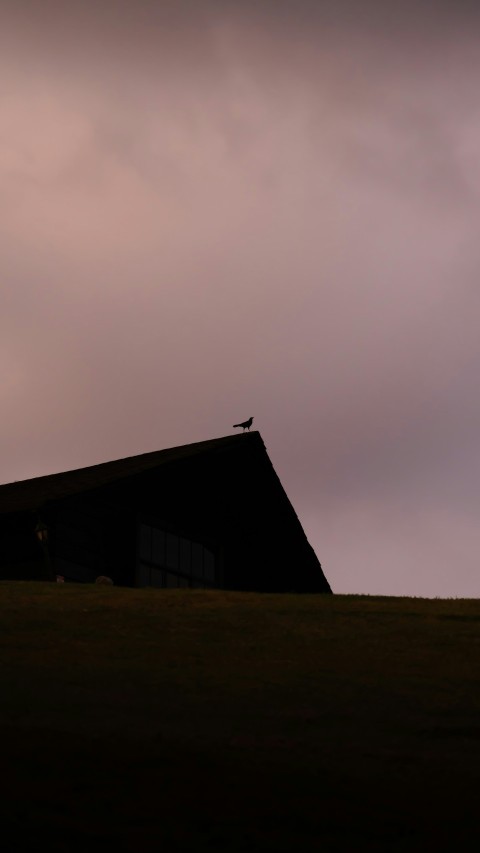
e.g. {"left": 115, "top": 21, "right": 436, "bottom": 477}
{"left": 1, "top": 0, "right": 479, "bottom": 597}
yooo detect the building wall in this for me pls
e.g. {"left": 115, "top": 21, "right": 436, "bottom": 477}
{"left": 0, "top": 437, "right": 331, "bottom": 593}
{"left": 49, "top": 496, "right": 136, "bottom": 585}
{"left": 0, "top": 514, "right": 49, "bottom": 581}
{"left": 100, "top": 440, "right": 330, "bottom": 592}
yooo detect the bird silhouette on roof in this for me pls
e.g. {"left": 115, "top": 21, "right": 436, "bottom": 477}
{"left": 233, "top": 416, "right": 254, "bottom": 432}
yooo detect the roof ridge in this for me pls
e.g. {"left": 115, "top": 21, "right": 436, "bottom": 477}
{"left": 0, "top": 432, "right": 263, "bottom": 511}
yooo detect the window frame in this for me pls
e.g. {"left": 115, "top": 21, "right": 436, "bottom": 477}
{"left": 136, "top": 516, "right": 218, "bottom": 589}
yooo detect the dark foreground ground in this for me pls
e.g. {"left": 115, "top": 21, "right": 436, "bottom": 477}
{"left": 1, "top": 584, "right": 479, "bottom": 851}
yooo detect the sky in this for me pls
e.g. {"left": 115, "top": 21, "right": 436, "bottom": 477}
{"left": 1, "top": 0, "right": 479, "bottom": 597}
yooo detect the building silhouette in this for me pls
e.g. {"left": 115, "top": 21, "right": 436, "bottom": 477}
{"left": 0, "top": 432, "right": 331, "bottom": 593}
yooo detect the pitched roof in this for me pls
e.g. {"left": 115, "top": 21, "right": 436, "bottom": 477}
{"left": 0, "top": 432, "right": 262, "bottom": 514}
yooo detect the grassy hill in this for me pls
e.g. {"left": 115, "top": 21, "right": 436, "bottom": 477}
{"left": 1, "top": 584, "right": 479, "bottom": 851}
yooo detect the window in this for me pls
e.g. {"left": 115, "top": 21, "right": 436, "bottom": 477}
{"left": 179, "top": 538, "right": 191, "bottom": 574}
{"left": 165, "top": 534, "right": 179, "bottom": 570}
{"left": 152, "top": 529, "right": 165, "bottom": 564}
{"left": 137, "top": 563, "right": 150, "bottom": 587}
{"left": 151, "top": 568, "right": 163, "bottom": 588}
{"left": 137, "top": 523, "right": 216, "bottom": 589}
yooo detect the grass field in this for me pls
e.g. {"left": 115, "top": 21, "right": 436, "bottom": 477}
{"left": 1, "top": 583, "right": 479, "bottom": 851}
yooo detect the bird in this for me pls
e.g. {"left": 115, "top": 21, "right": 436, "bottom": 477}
{"left": 233, "top": 416, "right": 254, "bottom": 432}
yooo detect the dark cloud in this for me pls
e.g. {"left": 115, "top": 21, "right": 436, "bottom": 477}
{"left": 1, "top": 1, "right": 479, "bottom": 596}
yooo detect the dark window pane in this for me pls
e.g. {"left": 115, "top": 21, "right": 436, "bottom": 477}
{"left": 137, "top": 563, "right": 151, "bottom": 587}
{"left": 166, "top": 534, "right": 179, "bottom": 570}
{"left": 191, "top": 543, "right": 203, "bottom": 579}
{"left": 139, "top": 525, "right": 151, "bottom": 561}
{"left": 151, "top": 568, "right": 163, "bottom": 588}
{"left": 179, "top": 537, "right": 191, "bottom": 574}
{"left": 204, "top": 549, "right": 215, "bottom": 583}
{"left": 152, "top": 529, "right": 166, "bottom": 565}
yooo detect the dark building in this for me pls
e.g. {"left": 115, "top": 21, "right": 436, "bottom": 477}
{"left": 0, "top": 432, "right": 331, "bottom": 593}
